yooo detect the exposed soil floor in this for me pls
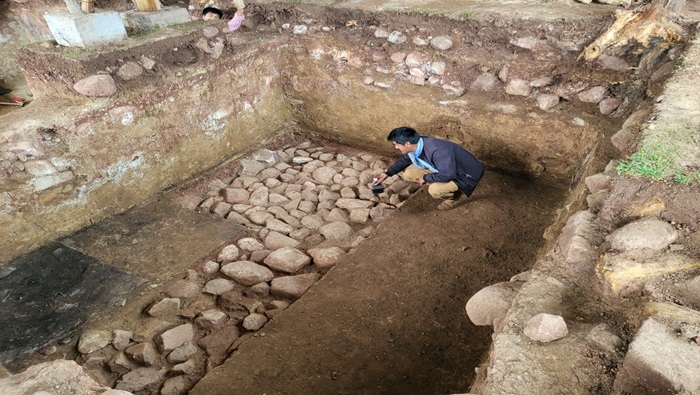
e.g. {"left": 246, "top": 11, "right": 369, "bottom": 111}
{"left": 187, "top": 168, "right": 568, "bottom": 395}
{"left": 3, "top": 155, "right": 569, "bottom": 395}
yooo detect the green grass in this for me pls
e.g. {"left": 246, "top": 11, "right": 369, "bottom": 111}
{"left": 459, "top": 12, "right": 473, "bottom": 19}
{"left": 127, "top": 24, "right": 161, "bottom": 39}
{"left": 408, "top": 8, "right": 437, "bottom": 15}
{"left": 616, "top": 125, "right": 700, "bottom": 185}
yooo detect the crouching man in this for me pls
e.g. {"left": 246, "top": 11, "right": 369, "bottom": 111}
{"left": 374, "top": 126, "right": 484, "bottom": 210}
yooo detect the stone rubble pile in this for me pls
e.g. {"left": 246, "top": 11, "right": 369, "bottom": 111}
{"left": 5, "top": 141, "right": 416, "bottom": 395}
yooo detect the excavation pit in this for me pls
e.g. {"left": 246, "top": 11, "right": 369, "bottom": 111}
{"left": 1, "top": 2, "right": 687, "bottom": 394}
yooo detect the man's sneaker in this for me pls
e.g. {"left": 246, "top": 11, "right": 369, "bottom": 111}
{"left": 437, "top": 193, "right": 468, "bottom": 211}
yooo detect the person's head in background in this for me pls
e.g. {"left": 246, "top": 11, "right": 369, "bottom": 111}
{"left": 202, "top": 7, "right": 223, "bottom": 20}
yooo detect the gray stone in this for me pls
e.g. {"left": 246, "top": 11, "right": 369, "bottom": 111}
{"left": 240, "top": 159, "right": 266, "bottom": 176}
{"left": 442, "top": 84, "right": 465, "bottom": 96}
{"left": 202, "top": 260, "right": 220, "bottom": 274}
{"left": 430, "top": 36, "right": 453, "bottom": 50}
{"left": 470, "top": 73, "right": 498, "bottom": 91}
{"left": 254, "top": 149, "right": 279, "bottom": 165}
{"left": 221, "top": 261, "right": 274, "bottom": 286}
{"left": 159, "top": 324, "right": 194, "bottom": 353}
{"left": 264, "top": 247, "right": 311, "bottom": 273}
{"left": 195, "top": 309, "right": 228, "bottom": 330}
{"left": 264, "top": 231, "right": 300, "bottom": 249}
{"left": 505, "top": 79, "right": 531, "bottom": 96}
{"left": 326, "top": 208, "right": 349, "bottom": 222}
{"left": 584, "top": 173, "right": 611, "bottom": 194}
{"left": 465, "top": 281, "right": 521, "bottom": 327}
{"left": 125, "top": 342, "right": 159, "bottom": 366}
{"left": 203, "top": 26, "right": 219, "bottom": 38}
{"left": 32, "top": 171, "right": 75, "bottom": 191}
{"left": 597, "top": 54, "right": 630, "bottom": 72}
{"left": 349, "top": 208, "right": 370, "bottom": 223}
{"left": 614, "top": 318, "right": 700, "bottom": 394}
{"left": 0, "top": 360, "right": 105, "bottom": 395}
{"left": 166, "top": 341, "right": 199, "bottom": 364}
{"left": 77, "top": 329, "right": 111, "bottom": 354}
{"left": 387, "top": 31, "right": 407, "bottom": 44}
{"left": 557, "top": 210, "right": 603, "bottom": 268}
{"left": 320, "top": 221, "right": 354, "bottom": 240}
{"left": 599, "top": 97, "right": 621, "bottom": 115}
{"left": 248, "top": 210, "right": 274, "bottom": 225}
{"left": 530, "top": 76, "right": 552, "bottom": 87}
{"left": 586, "top": 323, "right": 623, "bottom": 354}
{"left": 308, "top": 246, "right": 346, "bottom": 269}
{"left": 73, "top": 74, "right": 117, "bottom": 97}
{"left": 271, "top": 273, "right": 321, "bottom": 299}
{"left": 218, "top": 244, "right": 240, "bottom": 262}
{"left": 24, "top": 160, "right": 58, "bottom": 176}
{"left": 293, "top": 25, "right": 308, "bottom": 35}
{"left": 161, "top": 375, "right": 193, "bottom": 395}
{"left": 301, "top": 214, "right": 325, "bottom": 230}
{"left": 223, "top": 188, "right": 250, "bottom": 204}
{"left": 578, "top": 86, "right": 608, "bottom": 103}
{"left": 336, "top": 198, "right": 373, "bottom": 210}
{"left": 405, "top": 52, "right": 428, "bottom": 67}
{"left": 523, "top": 313, "right": 569, "bottom": 342}
{"left": 607, "top": 218, "right": 678, "bottom": 252}
{"left": 219, "top": 291, "right": 262, "bottom": 313}
{"left": 198, "top": 326, "right": 240, "bottom": 365}
{"left": 249, "top": 187, "right": 270, "bottom": 206}
{"left": 498, "top": 64, "right": 509, "bottom": 82}
{"left": 133, "top": 319, "right": 173, "bottom": 342}
{"left": 243, "top": 313, "right": 268, "bottom": 331}
{"left": 116, "top": 367, "right": 164, "bottom": 393}
{"left": 374, "top": 28, "right": 390, "bottom": 38}
{"left": 112, "top": 330, "right": 133, "bottom": 351}
{"left": 147, "top": 297, "right": 180, "bottom": 318}
{"left": 171, "top": 359, "right": 197, "bottom": 375}
{"left": 117, "top": 61, "right": 143, "bottom": 81}
{"left": 536, "top": 94, "right": 560, "bottom": 110}
{"left": 107, "top": 351, "right": 137, "bottom": 374}
{"left": 245, "top": 283, "right": 270, "bottom": 299}
{"left": 140, "top": 56, "right": 156, "bottom": 70}
{"left": 203, "top": 278, "right": 237, "bottom": 295}
{"left": 250, "top": 249, "right": 271, "bottom": 263}
{"left": 266, "top": 217, "right": 294, "bottom": 234}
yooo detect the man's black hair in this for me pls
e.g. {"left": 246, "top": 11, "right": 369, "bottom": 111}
{"left": 202, "top": 7, "right": 223, "bottom": 18}
{"left": 387, "top": 126, "right": 420, "bottom": 145}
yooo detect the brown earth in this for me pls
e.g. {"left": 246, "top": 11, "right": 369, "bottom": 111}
{"left": 2, "top": 0, "right": 698, "bottom": 394}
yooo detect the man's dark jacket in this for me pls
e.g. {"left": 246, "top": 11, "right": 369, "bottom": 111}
{"left": 385, "top": 137, "right": 484, "bottom": 195}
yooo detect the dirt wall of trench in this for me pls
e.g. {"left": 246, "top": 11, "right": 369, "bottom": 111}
{"left": 2, "top": 4, "right": 630, "bottom": 265}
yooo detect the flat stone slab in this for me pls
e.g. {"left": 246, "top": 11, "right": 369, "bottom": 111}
{"left": 0, "top": 242, "right": 145, "bottom": 365}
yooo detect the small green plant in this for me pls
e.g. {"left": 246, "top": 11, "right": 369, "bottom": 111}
{"left": 409, "top": 8, "right": 436, "bottom": 15}
{"left": 459, "top": 12, "right": 473, "bottom": 19}
{"left": 616, "top": 125, "right": 699, "bottom": 185}
{"left": 673, "top": 173, "right": 691, "bottom": 184}
{"left": 128, "top": 24, "right": 161, "bottom": 39}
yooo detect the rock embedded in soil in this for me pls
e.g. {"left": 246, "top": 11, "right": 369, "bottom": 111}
{"left": 195, "top": 309, "right": 228, "bottom": 330}
{"left": 243, "top": 313, "right": 269, "bottom": 331}
{"left": 159, "top": 324, "right": 194, "bottom": 353}
{"left": 523, "top": 313, "right": 569, "bottom": 342}
{"left": 147, "top": 297, "right": 181, "bottom": 318}
{"left": 614, "top": 317, "right": 700, "bottom": 393}
{"left": 221, "top": 260, "right": 274, "bottom": 286}
{"left": 77, "top": 329, "right": 112, "bottom": 354}
{"left": 73, "top": 74, "right": 117, "bottom": 97}
{"left": 465, "top": 281, "right": 522, "bottom": 327}
{"left": 263, "top": 247, "right": 311, "bottom": 273}
{"left": 607, "top": 218, "right": 678, "bottom": 252}
{"left": 116, "top": 367, "right": 165, "bottom": 393}
{"left": 270, "top": 272, "right": 321, "bottom": 299}
{"left": 307, "top": 246, "right": 346, "bottom": 269}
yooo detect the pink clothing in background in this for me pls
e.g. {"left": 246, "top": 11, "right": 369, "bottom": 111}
{"left": 228, "top": 14, "right": 245, "bottom": 32}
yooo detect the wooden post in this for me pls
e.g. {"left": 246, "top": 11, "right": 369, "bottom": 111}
{"left": 133, "top": 0, "right": 162, "bottom": 12}
{"left": 80, "top": 0, "right": 94, "bottom": 13}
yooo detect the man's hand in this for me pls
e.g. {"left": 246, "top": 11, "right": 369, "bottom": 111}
{"left": 418, "top": 176, "right": 426, "bottom": 185}
{"left": 373, "top": 173, "right": 388, "bottom": 185}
